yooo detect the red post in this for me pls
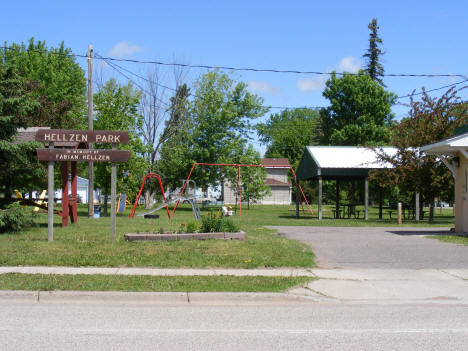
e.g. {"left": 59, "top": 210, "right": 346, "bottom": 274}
{"left": 129, "top": 173, "right": 149, "bottom": 218}
{"left": 70, "top": 162, "right": 78, "bottom": 223}
{"left": 172, "top": 163, "right": 197, "bottom": 216}
{"left": 238, "top": 165, "right": 242, "bottom": 216}
{"left": 156, "top": 174, "right": 171, "bottom": 219}
{"left": 129, "top": 173, "right": 171, "bottom": 219}
{"left": 61, "top": 161, "right": 69, "bottom": 227}
{"left": 290, "top": 167, "right": 313, "bottom": 215}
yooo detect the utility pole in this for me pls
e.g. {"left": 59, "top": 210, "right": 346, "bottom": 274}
{"left": 87, "top": 45, "right": 94, "bottom": 217}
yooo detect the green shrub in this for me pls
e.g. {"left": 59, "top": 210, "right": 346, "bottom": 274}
{"left": 201, "top": 211, "right": 222, "bottom": 232}
{"left": 223, "top": 218, "right": 239, "bottom": 232}
{"left": 0, "top": 203, "right": 35, "bottom": 233}
{"left": 200, "top": 211, "right": 239, "bottom": 233}
{"left": 186, "top": 220, "right": 200, "bottom": 233}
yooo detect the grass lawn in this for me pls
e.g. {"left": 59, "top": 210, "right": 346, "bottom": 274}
{"left": 0, "top": 273, "right": 313, "bottom": 292}
{"left": 0, "top": 205, "right": 315, "bottom": 268}
{"left": 0, "top": 203, "right": 453, "bottom": 268}
{"left": 427, "top": 235, "right": 468, "bottom": 246}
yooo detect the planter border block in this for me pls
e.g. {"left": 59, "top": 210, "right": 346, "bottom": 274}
{"left": 124, "top": 231, "right": 245, "bottom": 242}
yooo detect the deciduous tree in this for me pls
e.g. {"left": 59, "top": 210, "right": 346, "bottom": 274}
{"left": 320, "top": 73, "right": 396, "bottom": 146}
{"left": 221, "top": 144, "right": 270, "bottom": 208}
{"left": 1, "top": 38, "right": 87, "bottom": 129}
{"left": 372, "top": 87, "right": 468, "bottom": 222}
{"left": 159, "top": 70, "right": 268, "bottom": 193}
{"left": 257, "top": 108, "right": 321, "bottom": 169}
{"left": 93, "top": 79, "right": 147, "bottom": 214}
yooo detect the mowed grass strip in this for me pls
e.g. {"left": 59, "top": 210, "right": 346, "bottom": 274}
{"left": 0, "top": 273, "right": 314, "bottom": 292}
{"left": 428, "top": 235, "right": 468, "bottom": 246}
{"left": 0, "top": 204, "right": 453, "bottom": 268}
{"left": 0, "top": 205, "right": 314, "bottom": 268}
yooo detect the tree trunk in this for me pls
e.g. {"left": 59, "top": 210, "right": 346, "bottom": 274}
{"left": 144, "top": 189, "right": 154, "bottom": 209}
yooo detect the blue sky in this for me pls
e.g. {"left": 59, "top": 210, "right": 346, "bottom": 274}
{"left": 2, "top": 1, "right": 468, "bottom": 154}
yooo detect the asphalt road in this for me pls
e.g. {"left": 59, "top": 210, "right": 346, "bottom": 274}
{"left": 2, "top": 301, "right": 468, "bottom": 350}
{"left": 271, "top": 226, "right": 468, "bottom": 269}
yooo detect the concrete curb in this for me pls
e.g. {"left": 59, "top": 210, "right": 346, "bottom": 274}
{"left": 0, "top": 266, "right": 316, "bottom": 277}
{"left": 0, "top": 290, "right": 320, "bottom": 305}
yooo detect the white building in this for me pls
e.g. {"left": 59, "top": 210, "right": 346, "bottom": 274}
{"left": 421, "top": 129, "right": 468, "bottom": 233}
{"left": 53, "top": 176, "right": 90, "bottom": 203}
{"left": 222, "top": 158, "right": 292, "bottom": 205}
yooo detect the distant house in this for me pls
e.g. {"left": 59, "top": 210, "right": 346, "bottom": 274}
{"left": 222, "top": 158, "right": 292, "bottom": 205}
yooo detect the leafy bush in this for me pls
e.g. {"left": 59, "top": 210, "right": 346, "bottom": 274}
{"left": 0, "top": 203, "right": 35, "bottom": 233}
{"left": 186, "top": 220, "right": 200, "bottom": 233}
{"left": 222, "top": 218, "right": 239, "bottom": 232}
{"left": 201, "top": 211, "right": 239, "bottom": 233}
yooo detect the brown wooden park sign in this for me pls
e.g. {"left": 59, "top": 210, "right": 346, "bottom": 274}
{"left": 35, "top": 129, "right": 130, "bottom": 144}
{"left": 36, "top": 149, "right": 130, "bottom": 162}
{"left": 35, "top": 129, "right": 130, "bottom": 242}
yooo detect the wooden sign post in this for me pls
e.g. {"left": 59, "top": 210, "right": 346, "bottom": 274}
{"left": 36, "top": 129, "right": 129, "bottom": 242}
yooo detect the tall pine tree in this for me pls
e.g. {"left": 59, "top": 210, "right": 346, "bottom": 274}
{"left": 363, "top": 18, "right": 385, "bottom": 86}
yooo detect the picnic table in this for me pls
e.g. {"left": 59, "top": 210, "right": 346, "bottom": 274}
{"left": 386, "top": 205, "right": 425, "bottom": 220}
{"left": 332, "top": 204, "right": 362, "bottom": 219}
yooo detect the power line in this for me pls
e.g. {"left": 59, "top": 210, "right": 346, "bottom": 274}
{"left": 3, "top": 45, "right": 467, "bottom": 112}
{"left": 268, "top": 106, "right": 323, "bottom": 110}
{"left": 96, "top": 53, "right": 171, "bottom": 108}
{"left": 94, "top": 54, "right": 467, "bottom": 78}
{"left": 396, "top": 78, "right": 468, "bottom": 99}
{"left": 1, "top": 45, "right": 466, "bottom": 79}
{"left": 96, "top": 53, "right": 177, "bottom": 92}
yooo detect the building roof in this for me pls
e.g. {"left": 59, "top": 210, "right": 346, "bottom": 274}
{"left": 261, "top": 158, "right": 291, "bottom": 168}
{"left": 420, "top": 132, "right": 468, "bottom": 155}
{"left": 13, "top": 127, "right": 48, "bottom": 144}
{"left": 265, "top": 178, "right": 291, "bottom": 186}
{"left": 296, "top": 146, "right": 396, "bottom": 180}
{"left": 14, "top": 127, "right": 84, "bottom": 148}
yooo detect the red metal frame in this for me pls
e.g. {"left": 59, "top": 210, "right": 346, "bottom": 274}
{"left": 171, "top": 162, "right": 313, "bottom": 217}
{"left": 129, "top": 173, "right": 171, "bottom": 219}
{"left": 60, "top": 161, "right": 78, "bottom": 227}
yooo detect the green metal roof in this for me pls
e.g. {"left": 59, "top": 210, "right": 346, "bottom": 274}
{"left": 296, "top": 146, "right": 396, "bottom": 180}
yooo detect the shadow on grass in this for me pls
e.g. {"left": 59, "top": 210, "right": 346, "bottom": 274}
{"left": 35, "top": 222, "right": 65, "bottom": 228}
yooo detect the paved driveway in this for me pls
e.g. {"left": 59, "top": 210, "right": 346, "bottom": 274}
{"left": 270, "top": 226, "right": 468, "bottom": 269}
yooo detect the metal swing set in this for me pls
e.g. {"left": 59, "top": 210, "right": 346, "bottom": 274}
{"left": 171, "top": 162, "right": 313, "bottom": 217}
{"left": 129, "top": 162, "right": 313, "bottom": 219}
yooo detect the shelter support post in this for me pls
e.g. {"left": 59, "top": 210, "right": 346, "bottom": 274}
{"left": 61, "top": 161, "right": 69, "bottom": 227}
{"left": 415, "top": 192, "right": 420, "bottom": 221}
{"left": 365, "top": 178, "right": 369, "bottom": 220}
{"left": 318, "top": 176, "right": 322, "bottom": 220}
{"left": 335, "top": 180, "right": 340, "bottom": 218}
{"left": 378, "top": 186, "right": 383, "bottom": 220}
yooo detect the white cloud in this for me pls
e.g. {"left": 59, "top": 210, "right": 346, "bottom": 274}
{"left": 297, "top": 76, "right": 327, "bottom": 93}
{"left": 248, "top": 80, "right": 280, "bottom": 95}
{"left": 297, "top": 56, "right": 362, "bottom": 94}
{"left": 338, "top": 56, "right": 361, "bottom": 73}
{"left": 108, "top": 42, "right": 143, "bottom": 58}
